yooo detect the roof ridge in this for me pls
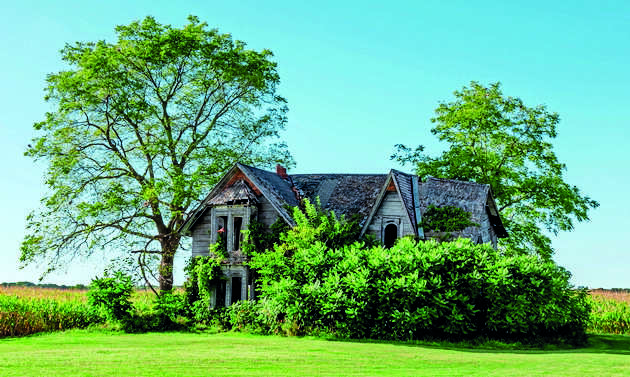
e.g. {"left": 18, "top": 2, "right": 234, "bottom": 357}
{"left": 425, "top": 176, "right": 490, "bottom": 187}
{"left": 291, "top": 173, "right": 388, "bottom": 177}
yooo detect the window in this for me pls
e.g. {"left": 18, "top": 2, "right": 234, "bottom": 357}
{"left": 231, "top": 276, "right": 242, "bottom": 303}
{"left": 218, "top": 216, "right": 228, "bottom": 246}
{"left": 233, "top": 217, "right": 243, "bottom": 251}
{"left": 216, "top": 280, "right": 226, "bottom": 308}
{"left": 384, "top": 223, "right": 398, "bottom": 248}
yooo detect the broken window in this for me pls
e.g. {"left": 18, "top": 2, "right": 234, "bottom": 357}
{"left": 233, "top": 216, "right": 243, "bottom": 251}
{"left": 216, "top": 279, "right": 227, "bottom": 308}
{"left": 218, "top": 216, "right": 228, "bottom": 245}
{"left": 231, "top": 276, "right": 242, "bottom": 303}
{"left": 384, "top": 223, "right": 398, "bottom": 249}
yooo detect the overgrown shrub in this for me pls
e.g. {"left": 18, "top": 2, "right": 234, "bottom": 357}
{"left": 247, "top": 202, "right": 590, "bottom": 345}
{"left": 87, "top": 271, "right": 134, "bottom": 322}
{"left": 242, "top": 218, "right": 289, "bottom": 256}
{"left": 420, "top": 204, "right": 479, "bottom": 241}
{"left": 88, "top": 271, "right": 188, "bottom": 333}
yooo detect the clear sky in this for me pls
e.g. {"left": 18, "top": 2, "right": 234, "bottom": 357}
{"left": 1, "top": 0, "right": 628, "bottom": 287}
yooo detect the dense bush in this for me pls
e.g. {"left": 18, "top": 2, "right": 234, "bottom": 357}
{"left": 246, "top": 202, "right": 590, "bottom": 345}
{"left": 87, "top": 271, "right": 134, "bottom": 322}
{"left": 88, "top": 272, "right": 187, "bottom": 333}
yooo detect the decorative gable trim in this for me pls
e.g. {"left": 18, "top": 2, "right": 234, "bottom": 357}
{"left": 359, "top": 170, "right": 417, "bottom": 238}
{"left": 180, "top": 163, "right": 294, "bottom": 235}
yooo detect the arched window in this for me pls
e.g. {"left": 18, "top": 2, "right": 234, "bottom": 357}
{"left": 384, "top": 223, "right": 398, "bottom": 249}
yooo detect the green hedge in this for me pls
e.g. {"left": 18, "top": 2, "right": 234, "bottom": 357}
{"left": 244, "top": 202, "right": 590, "bottom": 345}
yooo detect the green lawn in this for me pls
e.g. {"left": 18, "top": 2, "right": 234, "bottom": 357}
{"left": 1, "top": 331, "right": 629, "bottom": 376}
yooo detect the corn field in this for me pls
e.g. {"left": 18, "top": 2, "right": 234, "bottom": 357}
{"left": 0, "top": 295, "right": 102, "bottom": 337}
{"left": 0, "top": 286, "right": 157, "bottom": 338}
{"left": 588, "top": 289, "right": 630, "bottom": 335}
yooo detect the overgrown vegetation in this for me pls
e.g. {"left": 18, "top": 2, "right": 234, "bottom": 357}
{"left": 243, "top": 200, "right": 591, "bottom": 345}
{"left": 420, "top": 204, "right": 479, "bottom": 241}
{"left": 242, "top": 218, "right": 289, "bottom": 256}
{"left": 87, "top": 272, "right": 187, "bottom": 333}
{"left": 3, "top": 200, "right": 625, "bottom": 345}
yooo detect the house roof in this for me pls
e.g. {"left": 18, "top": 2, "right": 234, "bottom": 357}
{"left": 418, "top": 177, "right": 508, "bottom": 238}
{"left": 291, "top": 174, "right": 387, "bottom": 223}
{"left": 181, "top": 163, "right": 507, "bottom": 238}
{"left": 391, "top": 170, "right": 417, "bottom": 233}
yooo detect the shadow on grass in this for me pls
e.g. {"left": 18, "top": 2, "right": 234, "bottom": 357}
{"left": 322, "top": 333, "right": 630, "bottom": 355}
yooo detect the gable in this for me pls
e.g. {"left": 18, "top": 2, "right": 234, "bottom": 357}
{"left": 364, "top": 190, "right": 415, "bottom": 240}
{"left": 360, "top": 171, "right": 418, "bottom": 237}
{"left": 180, "top": 164, "right": 293, "bottom": 235}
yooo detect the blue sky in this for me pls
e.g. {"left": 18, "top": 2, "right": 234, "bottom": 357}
{"left": 1, "top": 1, "right": 628, "bottom": 287}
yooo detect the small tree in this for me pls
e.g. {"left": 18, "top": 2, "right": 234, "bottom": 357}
{"left": 394, "top": 81, "right": 598, "bottom": 258}
{"left": 21, "top": 16, "right": 292, "bottom": 291}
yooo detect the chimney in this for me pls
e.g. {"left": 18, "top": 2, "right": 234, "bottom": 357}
{"left": 276, "top": 164, "right": 288, "bottom": 180}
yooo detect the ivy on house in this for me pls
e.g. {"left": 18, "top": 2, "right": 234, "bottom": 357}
{"left": 241, "top": 218, "right": 289, "bottom": 255}
{"left": 420, "top": 205, "right": 479, "bottom": 241}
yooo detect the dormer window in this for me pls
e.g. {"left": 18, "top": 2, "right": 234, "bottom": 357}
{"left": 381, "top": 217, "right": 401, "bottom": 248}
{"left": 384, "top": 223, "right": 398, "bottom": 248}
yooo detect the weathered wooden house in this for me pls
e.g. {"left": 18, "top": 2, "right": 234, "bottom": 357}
{"left": 180, "top": 163, "right": 507, "bottom": 307}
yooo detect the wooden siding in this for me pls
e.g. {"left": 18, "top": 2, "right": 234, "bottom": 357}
{"left": 191, "top": 209, "right": 212, "bottom": 257}
{"left": 191, "top": 204, "right": 263, "bottom": 258}
{"left": 257, "top": 196, "right": 282, "bottom": 227}
{"left": 366, "top": 191, "right": 415, "bottom": 240}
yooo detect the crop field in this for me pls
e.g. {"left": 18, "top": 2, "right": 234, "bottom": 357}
{"left": 590, "top": 289, "right": 630, "bottom": 304}
{"left": 589, "top": 290, "right": 630, "bottom": 335}
{"left": 0, "top": 286, "right": 155, "bottom": 307}
{"left": 0, "top": 286, "right": 155, "bottom": 337}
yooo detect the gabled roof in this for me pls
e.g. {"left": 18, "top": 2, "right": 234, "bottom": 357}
{"left": 180, "top": 163, "right": 298, "bottom": 234}
{"left": 181, "top": 163, "right": 507, "bottom": 239}
{"left": 236, "top": 164, "right": 298, "bottom": 225}
{"left": 391, "top": 170, "right": 418, "bottom": 233}
{"left": 359, "top": 170, "right": 419, "bottom": 236}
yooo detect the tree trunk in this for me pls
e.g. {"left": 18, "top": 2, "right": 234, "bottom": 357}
{"left": 158, "top": 234, "right": 181, "bottom": 292}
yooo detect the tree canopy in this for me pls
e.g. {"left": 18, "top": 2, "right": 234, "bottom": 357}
{"left": 21, "top": 16, "right": 292, "bottom": 291}
{"left": 393, "top": 81, "right": 598, "bottom": 259}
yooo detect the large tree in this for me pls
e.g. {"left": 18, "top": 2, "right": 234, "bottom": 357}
{"left": 21, "top": 16, "right": 292, "bottom": 291}
{"left": 393, "top": 81, "right": 598, "bottom": 259}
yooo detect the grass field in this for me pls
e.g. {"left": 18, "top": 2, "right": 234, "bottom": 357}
{"left": 0, "top": 330, "right": 629, "bottom": 377}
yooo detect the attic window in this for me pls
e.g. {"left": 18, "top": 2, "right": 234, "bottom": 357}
{"left": 384, "top": 223, "right": 398, "bottom": 248}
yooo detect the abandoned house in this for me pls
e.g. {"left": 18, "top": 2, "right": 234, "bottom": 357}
{"left": 180, "top": 163, "right": 507, "bottom": 307}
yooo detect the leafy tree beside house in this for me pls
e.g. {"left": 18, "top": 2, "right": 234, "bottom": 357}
{"left": 393, "top": 81, "right": 598, "bottom": 259}
{"left": 21, "top": 16, "right": 292, "bottom": 292}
